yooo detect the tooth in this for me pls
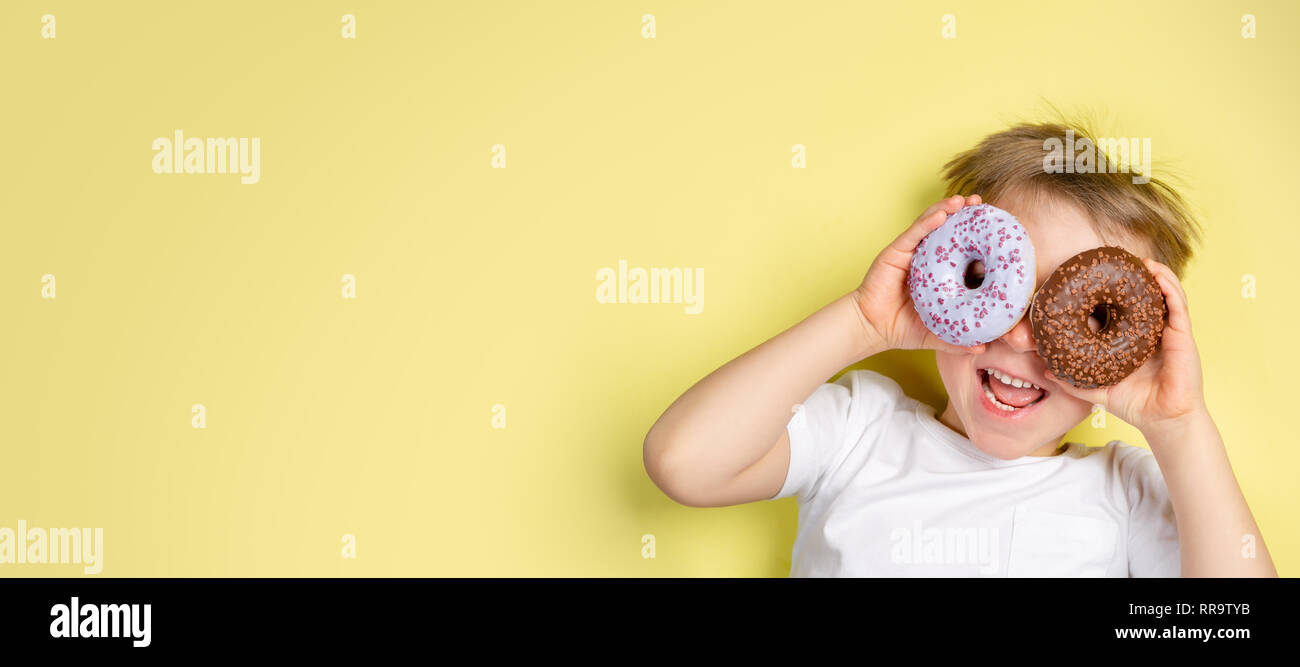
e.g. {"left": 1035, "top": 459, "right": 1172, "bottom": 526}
{"left": 982, "top": 375, "right": 1018, "bottom": 411}
{"left": 1011, "top": 378, "right": 1024, "bottom": 388}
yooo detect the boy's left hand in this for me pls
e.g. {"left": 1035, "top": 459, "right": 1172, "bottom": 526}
{"left": 1038, "top": 258, "right": 1208, "bottom": 437}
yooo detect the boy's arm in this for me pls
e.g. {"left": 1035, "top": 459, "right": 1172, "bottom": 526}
{"left": 1144, "top": 412, "right": 1278, "bottom": 577}
{"left": 1041, "top": 258, "right": 1278, "bottom": 577}
{"left": 644, "top": 195, "right": 986, "bottom": 508}
{"left": 643, "top": 293, "right": 882, "bottom": 507}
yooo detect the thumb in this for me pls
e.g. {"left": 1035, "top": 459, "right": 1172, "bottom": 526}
{"left": 922, "top": 329, "right": 986, "bottom": 356}
{"left": 1040, "top": 369, "right": 1107, "bottom": 406}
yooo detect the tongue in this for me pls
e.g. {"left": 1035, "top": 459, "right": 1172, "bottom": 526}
{"left": 989, "top": 375, "right": 1044, "bottom": 408}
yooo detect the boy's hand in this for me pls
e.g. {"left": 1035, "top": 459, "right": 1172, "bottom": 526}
{"left": 1038, "top": 258, "right": 1208, "bottom": 438}
{"left": 852, "top": 195, "right": 988, "bottom": 357}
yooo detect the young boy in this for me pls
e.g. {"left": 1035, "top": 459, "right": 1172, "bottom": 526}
{"left": 643, "top": 122, "right": 1278, "bottom": 577}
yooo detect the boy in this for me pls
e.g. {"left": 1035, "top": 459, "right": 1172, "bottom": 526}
{"left": 643, "top": 122, "right": 1277, "bottom": 577}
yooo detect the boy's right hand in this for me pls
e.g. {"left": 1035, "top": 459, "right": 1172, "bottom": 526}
{"left": 851, "top": 195, "right": 988, "bottom": 357}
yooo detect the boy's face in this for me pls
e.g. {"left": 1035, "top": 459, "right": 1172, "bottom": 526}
{"left": 934, "top": 192, "right": 1155, "bottom": 459}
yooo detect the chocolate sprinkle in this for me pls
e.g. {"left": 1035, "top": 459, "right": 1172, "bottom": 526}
{"left": 1029, "top": 246, "right": 1168, "bottom": 389}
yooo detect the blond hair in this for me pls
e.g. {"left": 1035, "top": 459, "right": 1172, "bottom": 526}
{"left": 941, "top": 121, "right": 1203, "bottom": 278}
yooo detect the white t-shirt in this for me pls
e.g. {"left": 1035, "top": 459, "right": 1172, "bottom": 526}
{"left": 770, "top": 370, "right": 1180, "bottom": 577}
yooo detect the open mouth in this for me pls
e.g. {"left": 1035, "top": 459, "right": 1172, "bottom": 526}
{"left": 977, "top": 366, "right": 1049, "bottom": 415}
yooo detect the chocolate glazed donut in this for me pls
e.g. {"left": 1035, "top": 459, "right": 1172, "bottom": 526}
{"left": 1029, "top": 246, "right": 1168, "bottom": 389}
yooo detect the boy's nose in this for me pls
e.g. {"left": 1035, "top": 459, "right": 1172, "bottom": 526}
{"left": 999, "top": 314, "right": 1037, "bottom": 354}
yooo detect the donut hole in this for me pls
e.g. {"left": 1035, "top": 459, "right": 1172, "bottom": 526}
{"left": 963, "top": 260, "right": 986, "bottom": 290}
{"left": 1087, "top": 304, "right": 1114, "bottom": 334}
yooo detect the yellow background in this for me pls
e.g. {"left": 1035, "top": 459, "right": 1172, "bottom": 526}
{"left": 1, "top": 1, "right": 1295, "bottom": 576}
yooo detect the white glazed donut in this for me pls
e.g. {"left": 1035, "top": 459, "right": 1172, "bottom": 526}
{"left": 907, "top": 203, "right": 1036, "bottom": 347}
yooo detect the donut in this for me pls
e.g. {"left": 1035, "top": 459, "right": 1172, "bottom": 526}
{"left": 1029, "top": 246, "right": 1167, "bottom": 388}
{"left": 908, "top": 203, "right": 1036, "bottom": 346}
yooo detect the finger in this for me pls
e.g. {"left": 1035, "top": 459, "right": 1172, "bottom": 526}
{"left": 939, "top": 194, "right": 966, "bottom": 214}
{"left": 884, "top": 197, "right": 974, "bottom": 271}
{"left": 913, "top": 195, "right": 968, "bottom": 225}
{"left": 887, "top": 206, "right": 950, "bottom": 259}
{"left": 1143, "top": 258, "right": 1192, "bottom": 336}
{"left": 965, "top": 193, "right": 982, "bottom": 206}
{"left": 1142, "top": 258, "right": 1188, "bottom": 307}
